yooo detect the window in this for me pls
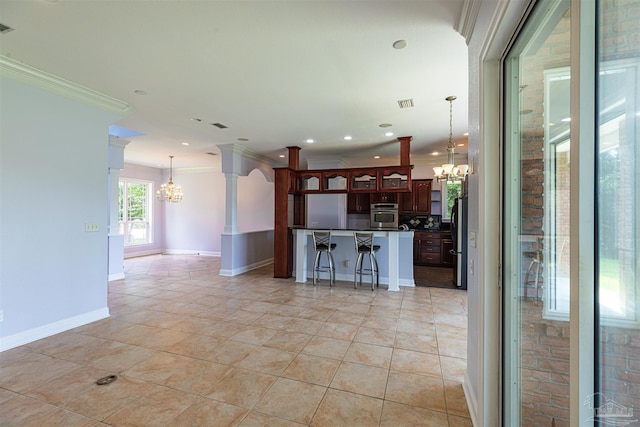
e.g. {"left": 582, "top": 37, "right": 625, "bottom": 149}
{"left": 444, "top": 181, "right": 462, "bottom": 219}
{"left": 119, "top": 179, "right": 153, "bottom": 246}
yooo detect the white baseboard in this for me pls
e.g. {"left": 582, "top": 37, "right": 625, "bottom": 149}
{"left": 124, "top": 249, "right": 162, "bottom": 259}
{"left": 108, "top": 272, "right": 125, "bottom": 281}
{"left": 219, "top": 258, "right": 273, "bottom": 276}
{"left": 463, "top": 371, "right": 478, "bottom": 427}
{"left": 0, "top": 308, "right": 110, "bottom": 352}
{"left": 163, "top": 249, "right": 221, "bottom": 257}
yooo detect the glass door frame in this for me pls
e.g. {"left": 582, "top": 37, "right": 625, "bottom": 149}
{"left": 501, "top": 0, "right": 597, "bottom": 424}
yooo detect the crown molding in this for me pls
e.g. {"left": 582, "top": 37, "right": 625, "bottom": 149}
{"left": 456, "top": 0, "right": 481, "bottom": 45}
{"left": 0, "top": 55, "right": 133, "bottom": 116}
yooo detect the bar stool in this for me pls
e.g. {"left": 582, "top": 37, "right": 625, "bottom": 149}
{"left": 312, "top": 231, "right": 336, "bottom": 286}
{"left": 353, "top": 232, "right": 380, "bottom": 290}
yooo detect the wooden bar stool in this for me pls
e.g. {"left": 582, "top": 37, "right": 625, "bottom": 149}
{"left": 353, "top": 232, "right": 380, "bottom": 290}
{"left": 312, "top": 231, "right": 336, "bottom": 286}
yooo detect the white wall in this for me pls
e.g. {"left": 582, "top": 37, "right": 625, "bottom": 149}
{"left": 237, "top": 169, "right": 275, "bottom": 232}
{"left": 0, "top": 75, "right": 123, "bottom": 350}
{"left": 163, "top": 168, "right": 226, "bottom": 255}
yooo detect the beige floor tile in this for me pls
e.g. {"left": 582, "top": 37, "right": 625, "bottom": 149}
{"left": 282, "top": 353, "right": 341, "bottom": 386}
{"left": 449, "top": 414, "right": 474, "bottom": 427}
{"left": 302, "top": 336, "right": 351, "bottom": 360}
{"left": 316, "top": 321, "right": 359, "bottom": 340}
{"left": 391, "top": 348, "right": 442, "bottom": 377}
{"left": 205, "top": 368, "right": 278, "bottom": 408}
{"left": 343, "top": 342, "right": 393, "bottom": 368}
{"left": 167, "top": 397, "right": 248, "bottom": 427}
{"left": 60, "top": 374, "right": 152, "bottom": 420}
{"left": 353, "top": 327, "right": 396, "bottom": 347}
{"left": 394, "top": 331, "right": 439, "bottom": 354}
{"left": 385, "top": 369, "right": 447, "bottom": 412}
{"left": 104, "top": 385, "right": 197, "bottom": 426}
{"left": 162, "top": 359, "right": 231, "bottom": 394}
{"left": 228, "top": 326, "right": 278, "bottom": 345}
{"left": 380, "top": 400, "right": 450, "bottom": 427}
{"left": 263, "top": 331, "right": 313, "bottom": 352}
{"left": 238, "top": 411, "right": 306, "bottom": 426}
{"left": 2, "top": 254, "right": 472, "bottom": 426}
{"left": 0, "top": 352, "right": 80, "bottom": 393}
{"left": 440, "top": 355, "right": 467, "bottom": 382}
{"left": 253, "top": 378, "right": 326, "bottom": 425}
{"left": 310, "top": 388, "right": 383, "bottom": 427}
{"left": 445, "top": 379, "right": 471, "bottom": 417}
{"left": 330, "top": 361, "right": 389, "bottom": 398}
{"left": 234, "top": 346, "right": 297, "bottom": 375}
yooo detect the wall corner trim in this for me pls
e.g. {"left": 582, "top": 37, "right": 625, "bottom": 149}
{"left": 0, "top": 55, "right": 133, "bottom": 116}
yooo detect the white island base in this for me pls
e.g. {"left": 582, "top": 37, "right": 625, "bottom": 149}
{"left": 292, "top": 229, "right": 415, "bottom": 291}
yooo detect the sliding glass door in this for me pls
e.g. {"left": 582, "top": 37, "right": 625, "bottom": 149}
{"left": 595, "top": 1, "right": 640, "bottom": 423}
{"left": 503, "top": 0, "right": 640, "bottom": 424}
{"left": 503, "top": 1, "right": 571, "bottom": 425}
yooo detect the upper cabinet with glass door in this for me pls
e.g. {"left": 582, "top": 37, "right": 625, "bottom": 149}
{"left": 379, "top": 167, "right": 411, "bottom": 191}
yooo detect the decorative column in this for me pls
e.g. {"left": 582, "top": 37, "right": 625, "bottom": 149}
{"left": 107, "top": 136, "right": 130, "bottom": 281}
{"left": 224, "top": 172, "right": 239, "bottom": 234}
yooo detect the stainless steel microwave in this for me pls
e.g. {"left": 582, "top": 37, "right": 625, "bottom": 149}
{"left": 370, "top": 203, "right": 399, "bottom": 229}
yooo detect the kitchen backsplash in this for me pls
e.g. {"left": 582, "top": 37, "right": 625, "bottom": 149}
{"left": 399, "top": 214, "right": 444, "bottom": 230}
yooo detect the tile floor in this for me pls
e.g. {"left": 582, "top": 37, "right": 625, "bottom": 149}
{"left": 0, "top": 254, "right": 470, "bottom": 426}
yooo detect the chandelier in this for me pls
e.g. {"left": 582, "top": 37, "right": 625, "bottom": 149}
{"left": 156, "top": 155, "right": 183, "bottom": 203}
{"left": 433, "top": 95, "right": 468, "bottom": 182}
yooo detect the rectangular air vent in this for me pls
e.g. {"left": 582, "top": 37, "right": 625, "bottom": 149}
{"left": 397, "top": 99, "right": 414, "bottom": 109}
{"left": 210, "top": 122, "right": 228, "bottom": 129}
{"left": 0, "top": 23, "right": 15, "bottom": 34}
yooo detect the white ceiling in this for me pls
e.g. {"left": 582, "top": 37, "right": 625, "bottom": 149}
{"left": 0, "top": 0, "right": 469, "bottom": 170}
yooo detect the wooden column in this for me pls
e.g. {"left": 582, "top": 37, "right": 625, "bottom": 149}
{"left": 287, "top": 146, "right": 301, "bottom": 170}
{"left": 398, "top": 136, "right": 412, "bottom": 166}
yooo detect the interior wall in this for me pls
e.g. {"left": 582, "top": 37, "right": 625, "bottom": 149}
{"left": 237, "top": 169, "right": 275, "bottom": 232}
{"left": 0, "top": 76, "right": 122, "bottom": 349}
{"left": 163, "top": 168, "right": 226, "bottom": 255}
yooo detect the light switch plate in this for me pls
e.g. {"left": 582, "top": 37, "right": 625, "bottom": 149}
{"left": 84, "top": 223, "right": 99, "bottom": 232}
{"left": 470, "top": 231, "right": 477, "bottom": 248}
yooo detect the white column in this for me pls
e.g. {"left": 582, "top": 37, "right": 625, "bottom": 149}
{"left": 107, "top": 136, "right": 130, "bottom": 281}
{"left": 224, "top": 172, "right": 239, "bottom": 234}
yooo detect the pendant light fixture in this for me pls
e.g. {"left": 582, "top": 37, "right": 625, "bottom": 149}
{"left": 433, "top": 96, "right": 468, "bottom": 182}
{"left": 156, "top": 155, "right": 183, "bottom": 203}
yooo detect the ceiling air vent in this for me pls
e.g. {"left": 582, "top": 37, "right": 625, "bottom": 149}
{"left": 397, "top": 99, "right": 414, "bottom": 109}
{"left": 0, "top": 23, "right": 15, "bottom": 34}
{"left": 206, "top": 152, "right": 217, "bottom": 156}
{"left": 210, "top": 122, "right": 228, "bottom": 129}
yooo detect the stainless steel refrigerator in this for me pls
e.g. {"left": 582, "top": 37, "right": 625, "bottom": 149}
{"left": 451, "top": 197, "right": 468, "bottom": 290}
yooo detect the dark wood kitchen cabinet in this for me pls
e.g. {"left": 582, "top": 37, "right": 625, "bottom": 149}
{"left": 414, "top": 231, "right": 452, "bottom": 266}
{"left": 400, "top": 179, "right": 432, "bottom": 214}
{"left": 347, "top": 193, "right": 371, "bottom": 214}
{"left": 371, "top": 192, "right": 398, "bottom": 203}
{"left": 441, "top": 238, "right": 455, "bottom": 266}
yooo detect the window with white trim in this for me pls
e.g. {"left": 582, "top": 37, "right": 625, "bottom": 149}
{"left": 119, "top": 179, "right": 153, "bottom": 246}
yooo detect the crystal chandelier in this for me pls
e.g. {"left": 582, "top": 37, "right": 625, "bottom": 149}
{"left": 433, "top": 96, "right": 469, "bottom": 182}
{"left": 156, "top": 155, "right": 183, "bottom": 203}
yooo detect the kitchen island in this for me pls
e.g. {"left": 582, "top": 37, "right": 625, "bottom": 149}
{"left": 291, "top": 228, "right": 415, "bottom": 291}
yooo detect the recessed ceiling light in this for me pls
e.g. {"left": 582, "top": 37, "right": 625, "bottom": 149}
{"left": 561, "top": 117, "right": 571, "bottom": 122}
{"left": 457, "top": 143, "right": 464, "bottom": 147}
{"left": 344, "top": 136, "right": 352, "bottom": 141}
{"left": 393, "top": 40, "right": 407, "bottom": 49}
{"left": 237, "top": 137, "right": 249, "bottom": 142}
{"left": 134, "top": 90, "right": 147, "bottom": 95}
{"left": 463, "top": 132, "right": 469, "bottom": 136}
{"left": 385, "top": 132, "right": 394, "bottom": 137}
{"left": 379, "top": 123, "right": 392, "bottom": 128}
{"left": 374, "top": 155, "right": 381, "bottom": 159}
{"left": 279, "top": 154, "right": 285, "bottom": 158}
{"left": 432, "top": 152, "right": 439, "bottom": 155}
{"left": 305, "top": 139, "right": 315, "bottom": 144}
{"left": 191, "top": 118, "right": 201, "bottom": 122}
{"left": 181, "top": 142, "right": 190, "bottom": 146}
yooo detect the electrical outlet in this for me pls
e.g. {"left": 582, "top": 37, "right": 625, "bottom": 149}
{"left": 344, "top": 260, "right": 350, "bottom": 267}
{"left": 84, "top": 223, "right": 99, "bottom": 232}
